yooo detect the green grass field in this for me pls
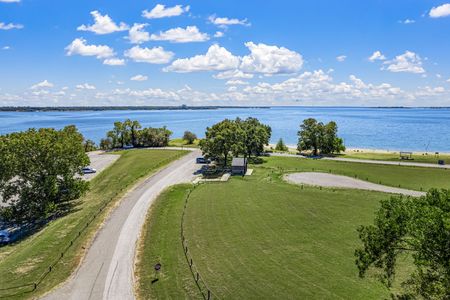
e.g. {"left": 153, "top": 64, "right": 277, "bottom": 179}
{"left": 137, "top": 156, "right": 450, "bottom": 299}
{"left": 168, "top": 138, "right": 200, "bottom": 148}
{"left": 340, "top": 151, "right": 450, "bottom": 164}
{"left": 264, "top": 156, "right": 450, "bottom": 191}
{"left": 0, "top": 149, "right": 187, "bottom": 299}
{"left": 136, "top": 185, "right": 202, "bottom": 299}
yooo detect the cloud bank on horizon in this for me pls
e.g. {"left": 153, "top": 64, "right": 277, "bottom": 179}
{"left": 1, "top": 0, "right": 450, "bottom": 106}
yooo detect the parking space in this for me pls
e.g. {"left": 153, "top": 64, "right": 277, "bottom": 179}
{"left": 83, "top": 151, "right": 120, "bottom": 181}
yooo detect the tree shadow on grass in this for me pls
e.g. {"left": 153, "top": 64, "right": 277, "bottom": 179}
{"left": 0, "top": 199, "right": 84, "bottom": 247}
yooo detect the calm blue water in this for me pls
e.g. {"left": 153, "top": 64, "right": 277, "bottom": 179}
{"left": 0, "top": 107, "right": 449, "bottom": 152}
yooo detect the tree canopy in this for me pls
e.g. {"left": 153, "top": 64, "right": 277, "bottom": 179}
{"left": 183, "top": 131, "right": 197, "bottom": 144}
{"left": 275, "top": 138, "right": 288, "bottom": 151}
{"left": 199, "top": 118, "right": 271, "bottom": 165}
{"left": 297, "top": 118, "right": 345, "bottom": 155}
{"left": 355, "top": 189, "right": 450, "bottom": 299}
{"left": 0, "top": 126, "right": 90, "bottom": 223}
{"left": 100, "top": 119, "right": 172, "bottom": 149}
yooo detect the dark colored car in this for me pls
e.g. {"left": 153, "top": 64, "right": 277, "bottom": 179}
{"left": 82, "top": 167, "right": 97, "bottom": 174}
{"left": 196, "top": 157, "right": 211, "bottom": 164}
{"left": 0, "top": 230, "right": 10, "bottom": 244}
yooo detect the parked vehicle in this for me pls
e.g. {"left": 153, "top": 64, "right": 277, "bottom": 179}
{"left": 0, "top": 230, "right": 10, "bottom": 244}
{"left": 196, "top": 157, "right": 211, "bottom": 164}
{"left": 82, "top": 167, "right": 97, "bottom": 174}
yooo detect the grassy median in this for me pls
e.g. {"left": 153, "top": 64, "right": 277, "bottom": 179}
{"left": 0, "top": 149, "right": 187, "bottom": 299}
{"left": 136, "top": 156, "right": 450, "bottom": 299}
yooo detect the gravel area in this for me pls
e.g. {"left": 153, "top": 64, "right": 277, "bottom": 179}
{"left": 284, "top": 172, "right": 425, "bottom": 197}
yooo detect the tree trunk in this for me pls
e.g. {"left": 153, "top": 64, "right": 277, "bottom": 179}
{"left": 224, "top": 153, "right": 228, "bottom": 167}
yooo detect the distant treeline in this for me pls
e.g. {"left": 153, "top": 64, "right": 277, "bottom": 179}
{"left": 0, "top": 106, "right": 269, "bottom": 112}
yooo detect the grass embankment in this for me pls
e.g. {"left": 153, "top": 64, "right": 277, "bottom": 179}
{"left": 136, "top": 156, "right": 450, "bottom": 299}
{"left": 0, "top": 149, "right": 187, "bottom": 299}
{"left": 168, "top": 138, "right": 200, "bottom": 148}
{"left": 135, "top": 185, "right": 202, "bottom": 299}
{"left": 339, "top": 151, "right": 450, "bottom": 164}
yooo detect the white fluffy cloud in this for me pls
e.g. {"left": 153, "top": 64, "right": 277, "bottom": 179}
{"left": 368, "top": 51, "right": 386, "bottom": 62}
{"left": 150, "top": 26, "right": 209, "bottom": 43}
{"left": 103, "top": 58, "right": 125, "bottom": 66}
{"left": 76, "top": 83, "right": 96, "bottom": 90}
{"left": 214, "top": 31, "right": 224, "bottom": 38}
{"left": 165, "top": 44, "right": 240, "bottom": 72}
{"left": 399, "top": 19, "right": 415, "bottom": 24}
{"left": 77, "top": 11, "right": 128, "bottom": 34}
{"left": 226, "top": 80, "right": 249, "bottom": 85}
{"left": 127, "top": 23, "right": 150, "bottom": 44}
{"left": 124, "top": 46, "right": 174, "bottom": 64}
{"left": 209, "top": 15, "right": 250, "bottom": 27}
{"left": 240, "top": 42, "right": 303, "bottom": 75}
{"left": 336, "top": 55, "right": 347, "bottom": 62}
{"left": 166, "top": 42, "right": 302, "bottom": 75}
{"left": 130, "top": 74, "right": 148, "bottom": 81}
{"left": 383, "top": 51, "right": 425, "bottom": 74}
{"left": 241, "top": 70, "right": 408, "bottom": 103}
{"left": 65, "top": 38, "right": 115, "bottom": 58}
{"left": 429, "top": 3, "right": 450, "bottom": 18}
{"left": 0, "top": 22, "right": 23, "bottom": 30}
{"left": 213, "top": 69, "right": 254, "bottom": 80}
{"left": 31, "top": 80, "right": 54, "bottom": 90}
{"left": 142, "top": 4, "right": 190, "bottom": 19}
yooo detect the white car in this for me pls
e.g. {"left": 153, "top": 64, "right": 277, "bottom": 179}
{"left": 82, "top": 167, "right": 97, "bottom": 174}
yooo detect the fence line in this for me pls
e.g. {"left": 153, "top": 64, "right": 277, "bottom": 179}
{"left": 180, "top": 185, "right": 218, "bottom": 300}
{"left": 0, "top": 153, "right": 184, "bottom": 298}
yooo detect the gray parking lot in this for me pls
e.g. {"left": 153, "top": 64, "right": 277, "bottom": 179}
{"left": 83, "top": 151, "right": 120, "bottom": 181}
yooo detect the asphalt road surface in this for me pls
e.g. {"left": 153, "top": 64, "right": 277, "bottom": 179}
{"left": 83, "top": 152, "right": 120, "bottom": 181}
{"left": 285, "top": 172, "right": 426, "bottom": 197}
{"left": 43, "top": 150, "right": 201, "bottom": 300}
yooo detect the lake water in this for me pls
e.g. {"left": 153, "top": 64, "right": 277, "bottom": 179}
{"left": 1, "top": 107, "right": 449, "bottom": 152}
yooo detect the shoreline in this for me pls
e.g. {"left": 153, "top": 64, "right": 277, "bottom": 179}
{"left": 268, "top": 144, "right": 450, "bottom": 156}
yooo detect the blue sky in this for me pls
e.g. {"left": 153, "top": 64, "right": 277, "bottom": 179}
{"left": 1, "top": 0, "right": 450, "bottom": 106}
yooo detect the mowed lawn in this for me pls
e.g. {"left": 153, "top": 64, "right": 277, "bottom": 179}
{"left": 264, "top": 156, "right": 450, "bottom": 191}
{"left": 136, "top": 185, "right": 202, "bottom": 299}
{"left": 137, "top": 156, "right": 450, "bottom": 299}
{"left": 0, "top": 149, "right": 187, "bottom": 299}
{"left": 340, "top": 151, "right": 450, "bottom": 165}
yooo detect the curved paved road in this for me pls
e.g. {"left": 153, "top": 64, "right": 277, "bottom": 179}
{"left": 285, "top": 172, "right": 426, "bottom": 197}
{"left": 43, "top": 150, "right": 201, "bottom": 300}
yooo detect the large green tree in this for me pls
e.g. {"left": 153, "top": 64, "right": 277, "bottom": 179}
{"left": 138, "top": 126, "right": 172, "bottom": 147}
{"left": 182, "top": 131, "right": 197, "bottom": 144}
{"left": 101, "top": 120, "right": 171, "bottom": 149}
{"left": 355, "top": 189, "right": 450, "bottom": 298}
{"left": 125, "top": 119, "right": 142, "bottom": 147}
{"left": 297, "top": 118, "right": 345, "bottom": 155}
{"left": 199, "top": 119, "right": 243, "bottom": 166}
{"left": 0, "top": 126, "right": 90, "bottom": 223}
{"left": 107, "top": 121, "right": 130, "bottom": 148}
{"left": 199, "top": 118, "right": 271, "bottom": 165}
{"left": 238, "top": 117, "right": 272, "bottom": 158}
